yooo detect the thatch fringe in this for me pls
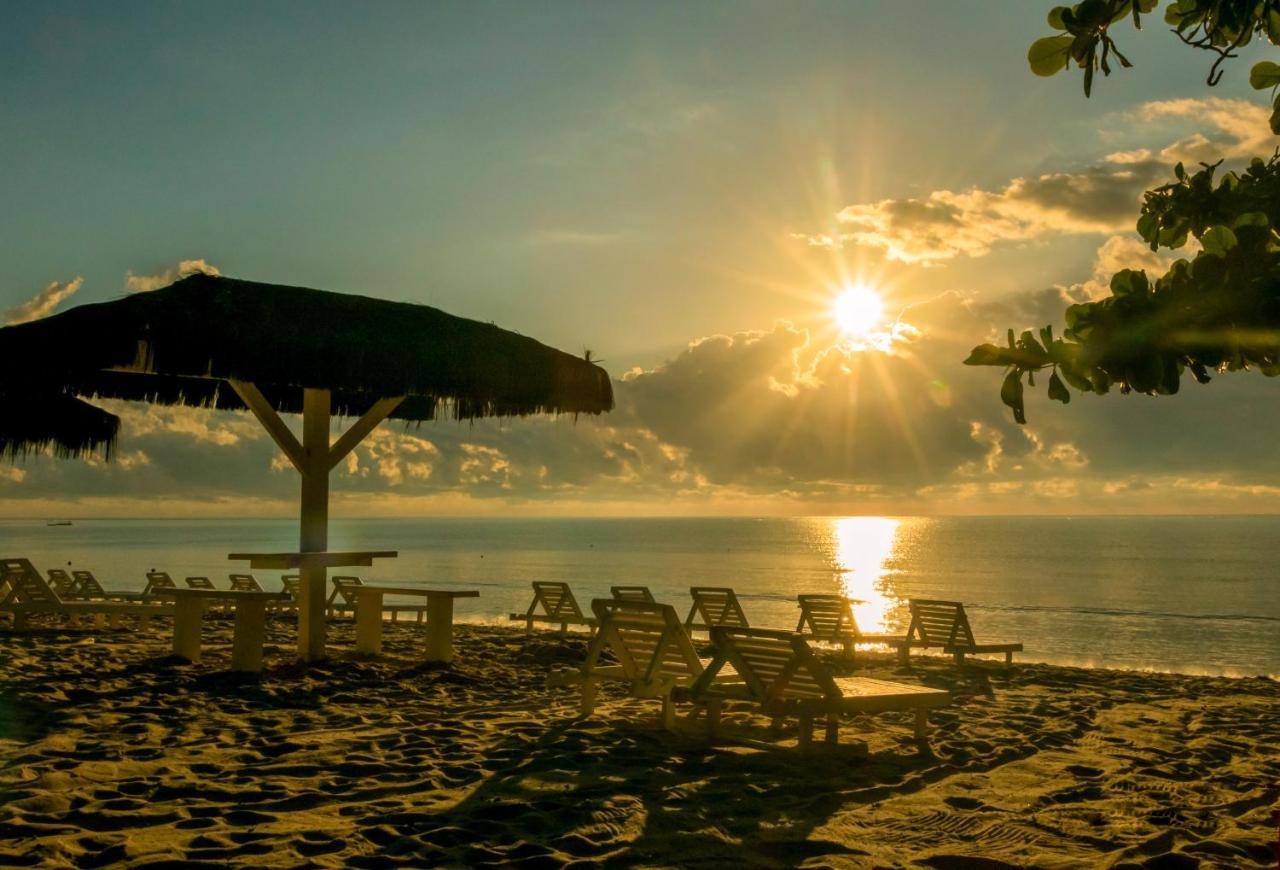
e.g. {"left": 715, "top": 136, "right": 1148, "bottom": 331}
{"left": 0, "top": 391, "right": 119, "bottom": 461}
{"left": 0, "top": 274, "right": 613, "bottom": 461}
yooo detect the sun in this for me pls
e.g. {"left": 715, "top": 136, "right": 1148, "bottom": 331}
{"left": 833, "top": 283, "right": 884, "bottom": 337}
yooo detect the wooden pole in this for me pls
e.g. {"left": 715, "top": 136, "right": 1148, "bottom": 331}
{"left": 298, "top": 387, "right": 331, "bottom": 662}
{"left": 230, "top": 380, "right": 405, "bottom": 664}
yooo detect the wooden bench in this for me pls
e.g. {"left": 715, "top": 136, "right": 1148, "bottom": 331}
{"left": 158, "top": 588, "right": 290, "bottom": 672}
{"left": 1, "top": 558, "right": 171, "bottom": 631}
{"left": 610, "top": 585, "right": 655, "bottom": 603}
{"left": 509, "top": 581, "right": 597, "bottom": 635}
{"left": 690, "top": 627, "right": 950, "bottom": 749}
{"left": 549, "top": 598, "right": 715, "bottom": 729}
{"left": 685, "top": 586, "right": 750, "bottom": 636}
{"left": 352, "top": 586, "right": 479, "bottom": 663}
{"left": 902, "top": 599, "right": 1023, "bottom": 666}
{"left": 795, "top": 594, "right": 908, "bottom": 661}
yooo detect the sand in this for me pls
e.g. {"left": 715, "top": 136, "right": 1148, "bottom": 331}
{"left": 0, "top": 618, "right": 1276, "bottom": 868}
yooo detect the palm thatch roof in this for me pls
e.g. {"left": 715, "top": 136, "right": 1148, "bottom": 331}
{"left": 0, "top": 274, "right": 613, "bottom": 460}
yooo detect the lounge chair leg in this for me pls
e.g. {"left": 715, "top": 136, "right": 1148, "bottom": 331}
{"left": 953, "top": 651, "right": 966, "bottom": 666}
{"left": 825, "top": 712, "right": 839, "bottom": 745}
{"left": 661, "top": 694, "right": 675, "bottom": 731}
{"left": 897, "top": 645, "right": 910, "bottom": 666}
{"left": 525, "top": 618, "right": 533, "bottom": 636}
{"left": 560, "top": 622, "right": 568, "bottom": 637}
{"left": 706, "top": 698, "right": 721, "bottom": 738}
{"left": 768, "top": 714, "right": 785, "bottom": 735}
{"left": 798, "top": 712, "right": 813, "bottom": 751}
{"left": 13, "top": 613, "right": 27, "bottom": 632}
{"left": 580, "top": 680, "right": 597, "bottom": 717}
{"left": 1005, "top": 651, "right": 1013, "bottom": 666}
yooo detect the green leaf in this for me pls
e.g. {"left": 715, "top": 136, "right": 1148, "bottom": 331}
{"left": 1109, "top": 269, "right": 1148, "bottom": 297}
{"left": 1271, "top": 95, "right": 1280, "bottom": 135}
{"left": 1200, "top": 225, "right": 1238, "bottom": 256}
{"left": 1028, "top": 35, "right": 1073, "bottom": 76}
{"left": 1048, "top": 370, "right": 1071, "bottom": 404}
{"left": 1047, "top": 6, "right": 1069, "bottom": 29}
{"left": 1232, "top": 211, "right": 1270, "bottom": 229}
{"left": 1000, "top": 369, "right": 1026, "bottom": 425}
{"left": 963, "top": 344, "right": 1006, "bottom": 366}
{"left": 1250, "top": 61, "right": 1280, "bottom": 90}
{"left": 1059, "top": 364, "right": 1093, "bottom": 392}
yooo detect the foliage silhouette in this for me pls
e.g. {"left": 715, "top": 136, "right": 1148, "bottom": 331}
{"left": 967, "top": 1, "right": 1280, "bottom": 423}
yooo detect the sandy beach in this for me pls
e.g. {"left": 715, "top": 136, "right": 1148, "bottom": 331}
{"left": 0, "top": 619, "right": 1275, "bottom": 869}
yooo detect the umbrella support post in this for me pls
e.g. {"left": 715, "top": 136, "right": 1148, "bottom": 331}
{"left": 231, "top": 380, "right": 405, "bottom": 664}
{"left": 298, "top": 388, "right": 331, "bottom": 662}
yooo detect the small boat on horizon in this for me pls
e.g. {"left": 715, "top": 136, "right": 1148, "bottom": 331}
{"left": 46, "top": 521, "right": 74, "bottom": 527}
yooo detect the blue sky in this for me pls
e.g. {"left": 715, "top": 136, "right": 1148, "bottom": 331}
{"left": 3, "top": 2, "right": 1280, "bottom": 515}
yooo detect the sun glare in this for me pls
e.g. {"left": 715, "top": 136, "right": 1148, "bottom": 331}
{"left": 833, "top": 284, "right": 884, "bottom": 337}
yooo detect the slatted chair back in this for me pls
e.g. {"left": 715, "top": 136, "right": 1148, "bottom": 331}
{"left": 528, "top": 581, "right": 586, "bottom": 621}
{"left": 143, "top": 571, "right": 177, "bottom": 596}
{"left": 703, "top": 627, "right": 837, "bottom": 707}
{"left": 610, "top": 585, "right": 655, "bottom": 603}
{"left": 281, "top": 575, "right": 300, "bottom": 597}
{"left": 685, "top": 586, "right": 750, "bottom": 632}
{"left": 1, "top": 558, "right": 62, "bottom": 607}
{"left": 906, "top": 599, "right": 977, "bottom": 648}
{"left": 184, "top": 576, "right": 217, "bottom": 590}
{"left": 47, "top": 568, "right": 79, "bottom": 599}
{"left": 330, "top": 575, "right": 363, "bottom": 607}
{"left": 588, "top": 598, "right": 704, "bottom": 687}
{"left": 71, "top": 570, "right": 108, "bottom": 597}
{"left": 229, "top": 573, "right": 263, "bottom": 592}
{"left": 795, "top": 594, "right": 860, "bottom": 641}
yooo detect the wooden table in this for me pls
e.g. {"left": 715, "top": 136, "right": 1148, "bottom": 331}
{"left": 159, "top": 589, "right": 290, "bottom": 672}
{"left": 353, "top": 587, "right": 479, "bottom": 663}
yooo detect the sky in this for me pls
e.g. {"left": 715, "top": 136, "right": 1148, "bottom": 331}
{"left": 3, "top": 1, "right": 1280, "bottom": 517}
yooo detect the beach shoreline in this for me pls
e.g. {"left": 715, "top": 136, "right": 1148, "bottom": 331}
{"left": 2, "top": 620, "right": 1277, "bottom": 868}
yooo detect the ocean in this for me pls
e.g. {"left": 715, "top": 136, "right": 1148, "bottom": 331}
{"left": 3, "top": 515, "right": 1277, "bottom": 677}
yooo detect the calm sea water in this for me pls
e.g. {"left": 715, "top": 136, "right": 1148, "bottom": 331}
{"left": 3, "top": 516, "right": 1276, "bottom": 677}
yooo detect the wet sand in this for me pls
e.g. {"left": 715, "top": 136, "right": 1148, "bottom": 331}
{"left": 1, "top": 619, "right": 1276, "bottom": 868}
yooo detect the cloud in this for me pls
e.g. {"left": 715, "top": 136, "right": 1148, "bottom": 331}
{"left": 798, "top": 162, "right": 1164, "bottom": 264}
{"left": 1133, "top": 97, "right": 1275, "bottom": 165}
{"left": 125, "top": 258, "right": 221, "bottom": 293}
{"left": 2, "top": 277, "right": 84, "bottom": 325}
{"left": 799, "top": 97, "right": 1274, "bottom": 265}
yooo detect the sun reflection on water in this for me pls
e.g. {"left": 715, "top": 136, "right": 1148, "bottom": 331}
{"left": 832, "top": 516, "right": 900, "bottom": 633}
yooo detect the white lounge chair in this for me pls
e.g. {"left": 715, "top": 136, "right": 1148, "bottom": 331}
{"left": 1, "top": 558, "right": 170, "bottom": 631}
{"left": 901, "top": 599, "right": 1023, "bottom": 666}
{"left": 509, "top": 581, "right": 597, "bottom": 635}
{"left": 549, "top": 598, "right": 711, "bottom": 729}
{"left": 689, "top": 627, "right": 950, "bottom": 749}
{"left": 610, "top": 585, "right": 655, "bottom": 603}
{"left": 685, "top": 586, "right": 750, "bottom": 635}
{"left": 796, "top": 594, "right": 908, "bottom": 661}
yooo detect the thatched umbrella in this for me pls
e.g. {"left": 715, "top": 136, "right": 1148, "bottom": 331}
{"left": 0, "top": 273, "right": 613, "bottom": 660}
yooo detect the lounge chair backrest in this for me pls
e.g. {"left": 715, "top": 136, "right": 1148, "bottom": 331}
{"left": 906, "top": 599, "right": 976, "bottom": 648}
{"left": 47, "top": 569, "right": 78, "bottom": 598}
{"left": 796, "top": 594, "right": 859, "bottom": 640}
{"left": 685, "top": 586, "right": 749, "bottom": 630}
{"left": 71, "top": 570, "right": 107, "bottom": 596}
{"left": 281, "top": 575, "right": 300, "bottom": 597}
{"left": 185, "top": 576, "right": 216, "bottom": 590}
{"left": 588, "top": 598, "right": 704, "bottom": 686}
{"left": 143, "top": 571, "right": 176, "bottom": 595}
{"left": 229, "top": 573, "right": 262, "bottom": 592}
{"left": 610, "top": 585, "right": 655, "bottom": 603}
{"left": 1, "top": 559, "right": 61, "bottom": 607}
{"left": 528, "top": 581, "right": 586, "bottom": 620}
{"left": 330, "top": 576, "right": 363, "bottom": 606}
{"left": 706, "top": 627, "right": 837, "bottom": 704}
